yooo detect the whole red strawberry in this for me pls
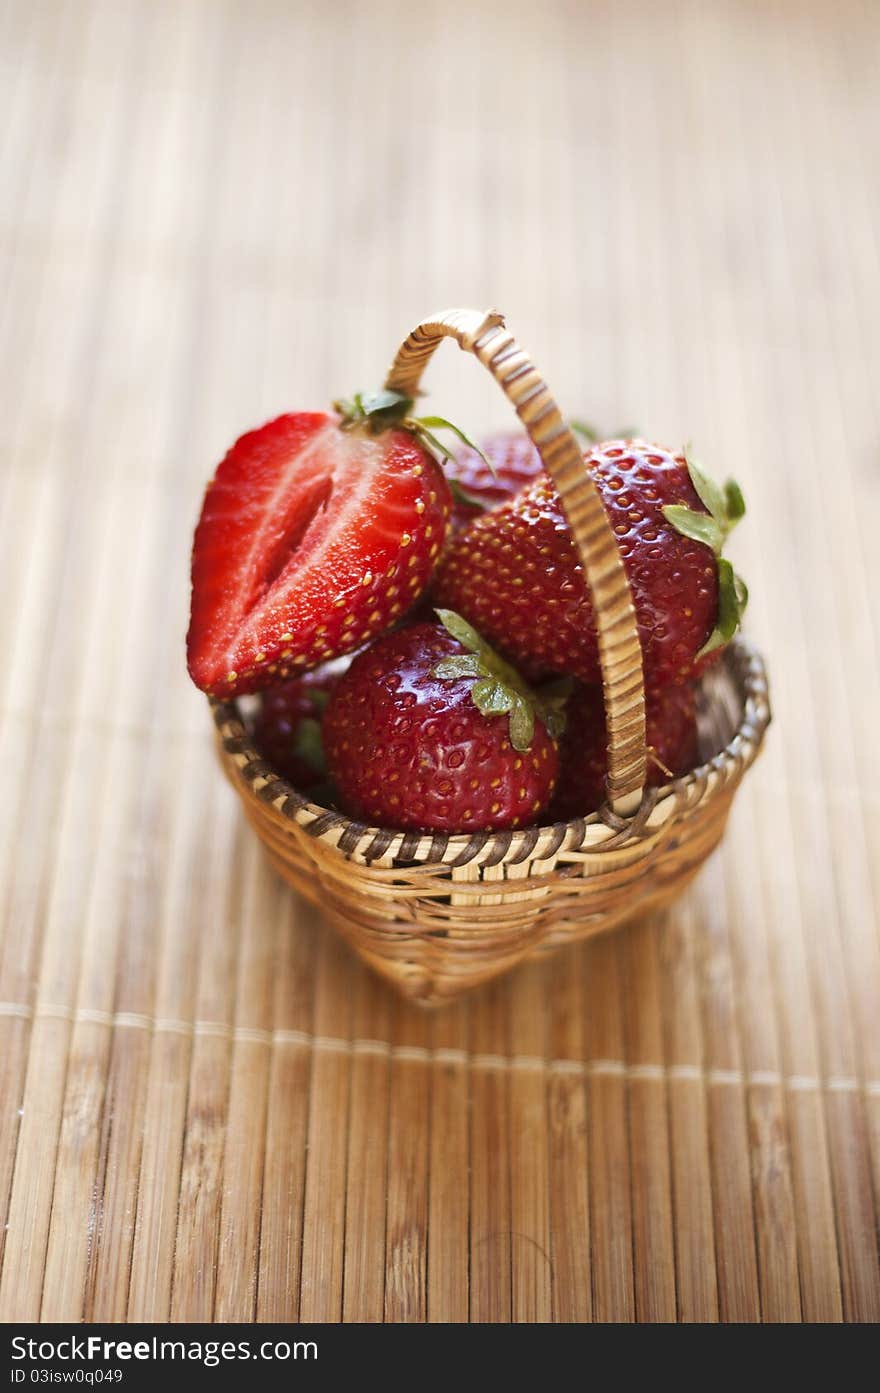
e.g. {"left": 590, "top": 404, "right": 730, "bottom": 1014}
{"left": 549, "top": 681, "right": 699, "bottom": 821}
{"left": 447, "top": 431, "right": 545, "bottom": 530}
{"left": 435, "top": 439, "right": 746, "bottom": 689}
{"left": 252, "top": 667, "right": 338, "bottom": 796}
{"left": 187, "top": 391, "right": 460, "bottom": 697}
{"left": 322, "top": 613, "right": 564, "bottom": 832}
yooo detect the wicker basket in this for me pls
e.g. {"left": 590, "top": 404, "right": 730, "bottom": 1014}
{"left": 209, "top": 308, "right": 771, "bottom": 1004}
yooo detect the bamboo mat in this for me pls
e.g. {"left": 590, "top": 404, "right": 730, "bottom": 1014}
{"left": 1, "top": 0, "right": 879, "bottom": 1325}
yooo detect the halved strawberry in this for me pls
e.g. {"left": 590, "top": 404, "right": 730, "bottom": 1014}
{"left": 187, "top": 409, "right": 452, "bottom": 696}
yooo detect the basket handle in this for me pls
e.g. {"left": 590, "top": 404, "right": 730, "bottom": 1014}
{"left": 385, "top": 307, "right": 647, "bottom": 814}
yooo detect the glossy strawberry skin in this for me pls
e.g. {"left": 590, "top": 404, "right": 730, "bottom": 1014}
{"left": 550, "top": 681, "right": 699, "bottom": 820}
{"left": 435, "top": 440, "right": 719, "bottom": 689}
{"left": 447, "top": 431, "right": 545, "bottom": 530}
{"left": 252, "top": 668, "right": 337, "bottom": 792}
{"left": 322, "top": 624, "right": 559, "bottom": 832}
{"left": 187, "top": 412, "right": 451, "bottom": 697}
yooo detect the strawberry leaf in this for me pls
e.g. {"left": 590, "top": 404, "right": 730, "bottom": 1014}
{"left": 734, "top": 570, "right": 749, "bottom": 611}
{"left": 662, "top": 505, "right": 723, "bottom": 553}
{"left": 670, "top": 449, "right": 749, "bottom": 653}
{"left": 471, "top": 676, "right": 515, "bottom": 716}
{"left": 414, "top": 416, "right": 495, "bottom": 477}
{"left": 336, "top": 390, "right": 495, "bottom": 480}
{"left": 725, "top": 478, "right": 746, "bottom": 523}
{"left": 416, "top": 425, "right": 457, "bottom": 465}
{"left": 433, "top": 608, "right": 487, "bottom": 657}
{"left": 360, "top": 389, "right": 411, "bottom": 416}
{"left": 433, "top": 608, "right": 560, "bottom": 752}
{"left": 432, "top": 654, "right": 482, "bottom": 681}
{"left": 683, "top": 443, "right": 746, "bottom": 542}
{"left": 698, "top": 557, "right": 743, "bottom": 657}
{"left": 534, "top": 676, "right": 574, "bottom": 739}
{"left": 417, "top": 417, "right": 490, "bottom": 463}
{"left": 334, "top": 389, "right": 414, "bottom": 433}
{"left": 684, "top": 443, "right": 727, "bottom": 524}
{"left": 537, "top": 703, "right": 566, "bottom": 740}
{"left": 508, "top": 698, "right": 535, "bottom": 753}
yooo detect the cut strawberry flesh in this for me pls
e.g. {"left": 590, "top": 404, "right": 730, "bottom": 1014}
{"left": 187, "top": 411, "right": 450, "bottom": 696}
{"left": 251, "top": 470, "right": 334, "bottom": 605}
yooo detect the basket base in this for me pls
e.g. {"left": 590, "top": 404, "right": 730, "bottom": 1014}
{"left": 258, "top": 811, "right": 726, "bottom": 1005}
{"left": 213, "top": 638, "right": 770, "bottom": 1004}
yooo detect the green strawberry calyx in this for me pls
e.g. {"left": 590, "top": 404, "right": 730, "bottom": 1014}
{"left": 661, "top": 443, "right": 749, "bottom": 658}
{"left": 431, "top": 609, "right": 569, "bottom": 753}
{"left": 334, "top": 389, "right": 495, "bottom": 476}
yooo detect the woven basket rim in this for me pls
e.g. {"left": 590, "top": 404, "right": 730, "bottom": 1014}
{"left": 210, "top": 635, "right": 770, "bottom": 869}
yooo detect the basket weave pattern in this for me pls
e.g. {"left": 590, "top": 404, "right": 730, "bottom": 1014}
{"left": 210, "top": 310, "right": 770, "bottom": 1003}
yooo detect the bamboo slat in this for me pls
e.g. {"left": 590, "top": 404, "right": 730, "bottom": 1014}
{"left": 1, "top": 0, "right": 878, "bottom": 1325}
{"left": 583, "top": 935, "right": 635, "bottom": 1321}
{"left": 468, "top": 982, "right": 512, "bottom": 1322}
{"left": 427, "top": 1002, "right": 471, "bottom": 1322}
{"left": 621, "top": 920, "right": 677, "bottom": 1322}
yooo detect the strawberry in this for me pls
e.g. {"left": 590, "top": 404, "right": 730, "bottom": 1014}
{"left": 549, "top": 680, "right": 698, "bottom": 820}
{"left": 447, "top": 431, "right": 545, "bottom": 530}
{"left": 187, "top": 390, "right": 480, "bottom": 697}
{"left": 322, "top": 612, "right": 564, "bottom": 832}
{"left": 445, "top": 421, "right": 633, "bottom": 531}
{"left": 435, "top": 439, "right": 747, "bottom": 690}
{"left": 252, "top": 666, "right": 338, "bottom": 796}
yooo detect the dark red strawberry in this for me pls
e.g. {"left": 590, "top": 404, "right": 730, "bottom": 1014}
{"left": 435, "top": 439, "right": 746, "bottom": 690}
{"left": 322, "top": 612, "right": 564, "bottom": 832}
{"left": 447, "top": 431, "right": 545, "bottom": 530}
{"left": 550, "top": 681, "right": 699, "bottom": 820}
{"left": 445, "top": 422, "right": 633, "bottom": 531}
{"left": 252, "top": 666, "right": 338, "bottom": 795}
{"left": 187, "top": 397, "right": 456, "bottom": 697}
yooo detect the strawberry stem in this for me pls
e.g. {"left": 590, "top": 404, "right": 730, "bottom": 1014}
{"left": 334, "top": 389, "right": 494, "bottom": 475}
{"left": 334, "top": 389, "right": 414, "bottom": 433}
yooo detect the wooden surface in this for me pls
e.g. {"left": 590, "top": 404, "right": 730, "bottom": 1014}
{"left": 1, "top": 0, "right": 879, "bottom": 1324}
